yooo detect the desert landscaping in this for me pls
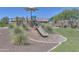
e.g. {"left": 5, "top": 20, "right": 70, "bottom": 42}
{"left": 0, "top": 7, "right": 79, "bottom": 52}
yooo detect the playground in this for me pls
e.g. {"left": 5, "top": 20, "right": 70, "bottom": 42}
{"left": 1, "top": 7, "right": 78, "bottom": 52}
{"left": 0, "top": 26, "right": 66, "bottom": 52}
{"left": 0, "top": 7, "right": 68, "bottom": 52}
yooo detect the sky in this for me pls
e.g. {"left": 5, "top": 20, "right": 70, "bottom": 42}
{"left": 0, "top": 7, "right": 77, "bottom": 19}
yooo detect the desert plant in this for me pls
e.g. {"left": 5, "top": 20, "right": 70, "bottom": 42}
{"left": 45, "top": 25, "right": 53, "bottom": 34}
{"left": 12, "top": 34, "right": 26, "bottom": 45}
{"left": 22, "top": 24, "right": 29, "bottom": 30}
{"left": 11, "top": 26, "right": 27, "bottom": 45}
{"left": 9, "top": 24, "right": 14, "bottom": 29}
{"left": 41, "top": 23, "right": 53, "bottom": 34}
{"left": 14, "top": 27, "right": 23, "bottom": 34}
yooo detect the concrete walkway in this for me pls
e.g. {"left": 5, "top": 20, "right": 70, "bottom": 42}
{"left": 0, "top": 28, "right": 65, "bottom": 52}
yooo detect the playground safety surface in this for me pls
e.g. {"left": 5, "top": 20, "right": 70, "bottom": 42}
{"left": 0, "top": 28, "right": 65, "bottom": 52}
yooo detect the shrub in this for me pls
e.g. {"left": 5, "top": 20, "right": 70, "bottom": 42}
{"left": 11, "top": 26, "right": 27, "bottom": 45}
{"left": 0, "top": 22, "right": 6, "bottom": 27}
{"left": 12, "top": 34, "right": 26, "bottom": 45}
{"left": 45, "top": 25, "right": 53, "bottom": 34}
{"left": 41, "top": 23, "right": 53, "bottom": 34}
{"left": 14, "top": 27, "right": 23, "bottom": 34}
{"left": 23, "top": 24, "right": 29, "bottom": 30}
{"left": 9, "top": 24, "right": 14, "bottom": 29}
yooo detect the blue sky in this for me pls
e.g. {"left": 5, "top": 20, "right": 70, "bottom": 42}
{"left": 0, "top": 7, "right": 77, "bottom": 19}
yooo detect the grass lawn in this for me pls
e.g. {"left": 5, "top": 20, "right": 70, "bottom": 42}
{"left": 52, "top": 28, "right": 79, "bottom": 52}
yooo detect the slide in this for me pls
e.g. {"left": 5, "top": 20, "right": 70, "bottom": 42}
{"left": 36, "top": 26, "right": 48, "bottom": 37}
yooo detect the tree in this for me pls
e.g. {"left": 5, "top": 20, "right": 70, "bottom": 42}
{"left": 50, "top": 8, "right": 79, "bottom": 21}
{"left": 15, "top": 17, "right": 24, "bottom": 26}
{"left": 24, "top": 7, "right": 38, "bottom": 20}
{"left": 1, "top": 16, "right": 9, "bottom": 24}
{"left": 50, "top": 8, "right": 79, "bottom": 28}
{"left": 24, "top": 7, "right": 38, "bottom": 27}
{"left": 0, "top": 16, "right": 9, "bottom": 27}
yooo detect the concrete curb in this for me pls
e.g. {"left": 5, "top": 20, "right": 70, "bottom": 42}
{"left": 29, "top": 35, "right": 67, "bottom": 44}
{"left": 48, "top": 35, "right": 67, "bottom": 52}
{"left": 29, "top": 37, "right": 57, "bottom": 43}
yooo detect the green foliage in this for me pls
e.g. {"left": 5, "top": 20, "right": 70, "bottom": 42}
{"left": 9, "top": 24, "right": 14, "bottom": 29}
{"left": 0, "top": 16, "right": 9, "bottom": 27}
{"left": 11, "top": 26, "right": 27, "bottom": 45}
{"left": 1, "top": 16, "right": 9, "bottom": 24}
{"left": 23, "top": 24, "right": 29, "bottom": 30}
{"left": 24, "top": 7, "right": 38, "bottom": 12}
{"left": 9, "top": 23, "right": 28, "bottom": 45}
{"left": 14, "top": 27, "right": 23, "bottom": 34}
{"left": 50, "top": 8, "right": 79, "bottom": 21}
{"left": 15, "top": 16, "right": 24, "bottom": 26}
{"left": 12, "top": 33, "right": 26, "bottom": 45}
{"left": 0, "top": 22, "right": 6, "bottom": 27}
{"left": 24, "top": 7, "right": 38, "bottom": 27}
{"left": 41, "top": 23, "right": 53, "bottom": 33}
{"left": 9, "top": 17, "right": 29, "bottom": 45}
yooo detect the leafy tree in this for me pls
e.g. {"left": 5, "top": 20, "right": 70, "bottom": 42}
{"left": 50, "top": 8, "right": 79, "bottom": 28}
{"left": 0, "top": 16, "right": 9, "bottom": 27}
{"left": 50, "top": 8, "right": 79, "bottom": 21}
{"left": 0, "top": 16, "right": 9, "bottom": 24}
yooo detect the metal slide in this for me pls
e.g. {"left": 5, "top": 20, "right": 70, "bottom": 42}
{"left": 36, "top": 26, "right": 48, "bottom": 37}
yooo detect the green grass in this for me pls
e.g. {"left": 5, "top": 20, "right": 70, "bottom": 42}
{"left": 52, "top": 28, "right": 79, "bottom": 52}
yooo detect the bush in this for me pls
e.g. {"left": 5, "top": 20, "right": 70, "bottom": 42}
{"left": 9, "top": 24, "right": 14, "bottom": 29}
{"left": 45, "top": 25, "right": 53, "bottom": 34}
{"left": 0, "top": 22, "right": 6, "bottom": 27}
{"left": 12, "top": 34, "right": 26, "bottom": 45}
{"left": 23, "top": 24, "right": 29, "bottom": 30}
{"left": 41, "top": 23, "right": 53, "bottom": 34}
{"left": 11, "top": 26, "right": 27, "bottom": 45}
{"left": 14, "top": 27, "right": 23, "bottom": 34}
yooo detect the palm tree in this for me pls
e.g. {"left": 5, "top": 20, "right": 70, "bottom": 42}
{"left": 24, "top": 7, "right": 38, "bottom": 20}
{"left": 24, "top": 7, "right": 38, "bottom": 27}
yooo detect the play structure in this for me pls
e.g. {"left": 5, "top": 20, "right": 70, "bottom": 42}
{"left": 11, "top": 16, "right": 49, "bottom": 37}
{"left": 36, "top": 26, "right": 48, "bottom": 37}
{"left": 24, "top": 7, "right": 49, "bottom": 37}
{"left": 29, "top": 16, "right": 48, "bottom": 37}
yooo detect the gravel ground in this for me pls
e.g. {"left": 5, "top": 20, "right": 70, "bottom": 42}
{"left": 28, "top": 29, "right": 64, "bottom": 43}
{"left": 0, "top": 28, "right": 64, "bottom": 52}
